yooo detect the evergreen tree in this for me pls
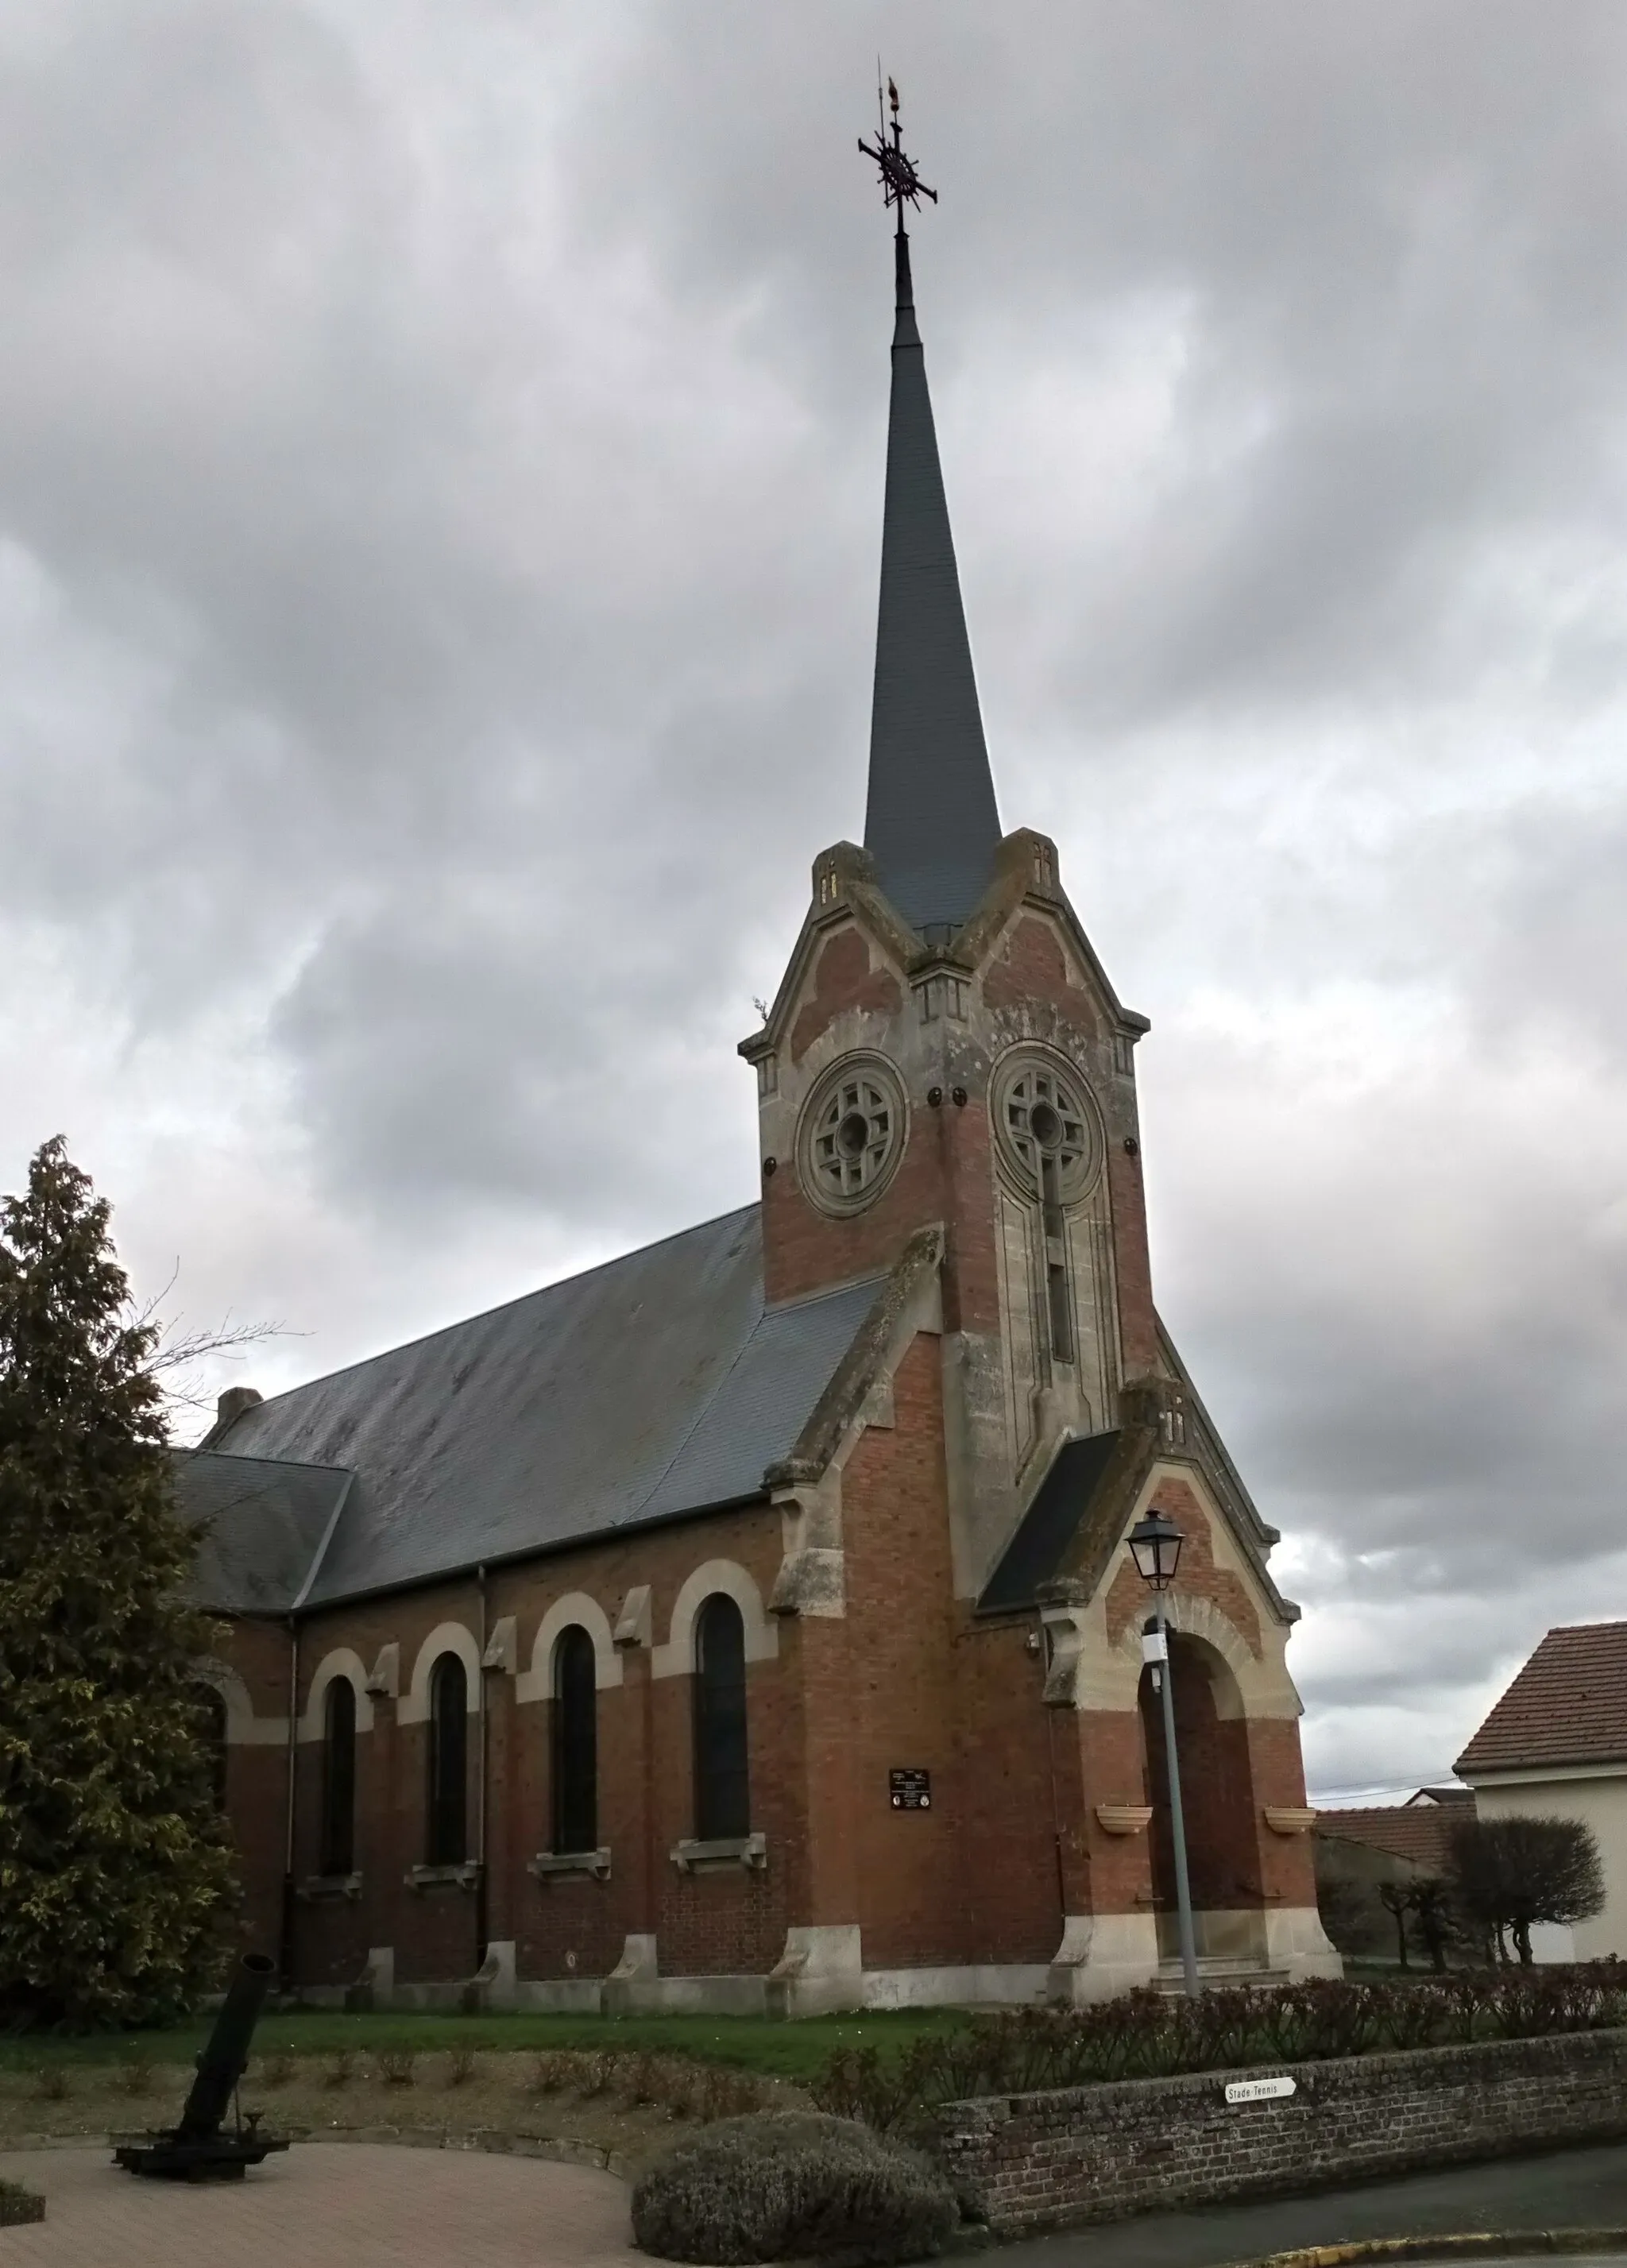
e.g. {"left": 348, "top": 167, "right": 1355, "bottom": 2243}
{"left": 0, "top": 1137, "right": 234, "bottom": 2028}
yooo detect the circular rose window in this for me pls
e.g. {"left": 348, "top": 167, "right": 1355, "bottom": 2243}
{"left": 798, "top": 1056, "right": 906, "bottom": 1215}
{"left": 993, "top": 1052, "right": 1097, "bottom": 1200}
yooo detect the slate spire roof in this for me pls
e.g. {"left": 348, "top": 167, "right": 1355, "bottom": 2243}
{"left": 863, "top": 222, "right": 1003, "bottom": 941}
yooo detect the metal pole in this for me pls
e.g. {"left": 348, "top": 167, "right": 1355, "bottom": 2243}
{"left": 1154, "top": 1592, "right": 1200, "bottom": 1999}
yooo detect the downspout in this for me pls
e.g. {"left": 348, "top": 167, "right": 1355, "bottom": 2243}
{"left": 279, "top": 1615, "right": 300, "bottom": 1990}
{"left": 475, "top": 1563, "right": 489, "bottom": 1965}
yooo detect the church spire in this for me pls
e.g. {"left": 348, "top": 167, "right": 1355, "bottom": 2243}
{"left": 857, "top": 84, "right": 1002, "bottom": 941}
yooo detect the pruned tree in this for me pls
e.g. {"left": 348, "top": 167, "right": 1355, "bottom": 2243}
{"left": 1409, "top": 1876, "right": 1455, "bottom": 1974}
{"left": 1449, "top": 1814, "right": 1605, "bottom": 1965}
{"left": 1377, "top": 1879, "right": 1413, "bottom": 1971}
{"left": 0, "top": 1137, "right": 237, "bottom": 2027}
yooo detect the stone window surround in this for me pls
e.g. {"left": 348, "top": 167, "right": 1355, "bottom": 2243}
{"left": 514, "top": 1593, "right": 622, "bottom": 1703}
{"left": 670, "top": 1831, "right": 767, "bottom": 1874}
{"left": 528, "top": 1847, "right": 612, "bottom": 1881}
{"left": 196, "top": 1657, "right": 287, "bottom": 1747}
{"left": 298, "top": 1647, "right": 378, "bottom": 1741}
{"left": 398, "top": 1622, "right": 484, "bottom": 1725}
{"left": 651, "top": 1559, "right": 779, "bottom": 1681}
{"left": 989, "top": 1042, "right": 1102, "bottom": 1203}
{"left": 404, "top": 1860, "right": 481, "bottom": 1891}
{"left": 795, "top": 1052, "right": 908, "bottom": 1218}
{"left": 208, "top": 1560, "right": 772, "bottom": 1734}
{"left": 296, "top": 1871, "right": 364, "bottom": 1902}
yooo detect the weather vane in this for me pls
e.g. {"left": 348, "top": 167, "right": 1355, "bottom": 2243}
{"left": 857, "top": 74, "right": 937, "bottom": 229}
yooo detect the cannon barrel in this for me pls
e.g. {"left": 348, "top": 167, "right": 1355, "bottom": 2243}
{"left": 176, "top": 1953, "right": 277, "bottom": 2142}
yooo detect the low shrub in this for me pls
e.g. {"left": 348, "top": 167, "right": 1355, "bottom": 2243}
{"left": 524, "top": 2050, "right": 573, "bottom": 2095}
{"left": 31, "top": 2067, "right": 69, "bottom": 2102}
{"left": 632, "top": 2110, "right": 956, "bottom": 2265}
{"left": 444, "top": 2047, "right": 477, "bottom": 2088}
{"left": 259, "top": 2052, "right": 295, "bottom": 2088}
{"left": 692, "top": 2065, "right": 770, "bottom": 2123}
{"left": 323, "top": 2051, "right": 354, "bottom": 2089}
{"left": 117, "top": 2056, "right": 154, "bottom": 2096}
{"left": 0, "top": 2179, "right": 44, "bottom": 2227}
{"left": 812, "top": 1963, "right": 1627, "bottom": 2134}
{"left": 377, "top": 2050, "right": 416, "bottom": 2087}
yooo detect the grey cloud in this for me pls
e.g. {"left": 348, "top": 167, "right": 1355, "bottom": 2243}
{"left": 5, "top": 0, "right": 1627, "bottom": 1785}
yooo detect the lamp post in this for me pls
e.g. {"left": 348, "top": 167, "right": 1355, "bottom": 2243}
{"left": 1129, "top": 1509, "right": 1200, "bottom": 2000}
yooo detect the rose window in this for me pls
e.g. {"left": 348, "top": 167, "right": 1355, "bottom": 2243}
{"left": 799, "top": 1058, "right": 906, "bottom": 1214}
{"left": 996, "top": 1057, "right": 1095, "bottom": 1197}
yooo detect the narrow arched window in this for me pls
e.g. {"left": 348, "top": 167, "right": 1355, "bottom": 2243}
{"left": 426, "top": 1654, "right": 468, "bottom": 1864}
{"left": 693, "top": 1594, "right": 749, "bottom": 1841}
{"left": 197, "top": 1686, "right": 229, "bottom": 1810}
{"left": 553, "top": 1626, "right": 598, "bottom": 1855}
{"left": 321, "top": 1676, "right": 357, "bottom": 1876}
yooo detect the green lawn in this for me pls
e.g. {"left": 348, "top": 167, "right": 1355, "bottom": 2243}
{"left": 0, "top": 2004, "right": 972, "bottom": 2082}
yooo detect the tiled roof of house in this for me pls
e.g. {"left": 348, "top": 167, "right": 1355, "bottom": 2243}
{"left": 1455, "top": 1621, "right": 1627, "bottom": 1776}
{"left": 175, "top": 1205, "right": 883, "bottom": 1612}
{"left": 1315, "top": 1802, "right": 1461, "bottom": 1872}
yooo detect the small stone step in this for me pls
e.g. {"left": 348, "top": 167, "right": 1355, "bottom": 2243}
{"left": 1152, "top": 1960, "right": 1292, "bottom": 1994}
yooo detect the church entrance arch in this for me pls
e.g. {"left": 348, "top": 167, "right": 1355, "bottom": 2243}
{"left": 1138, "top": 1628, "right": 1262, "bottom": 1964}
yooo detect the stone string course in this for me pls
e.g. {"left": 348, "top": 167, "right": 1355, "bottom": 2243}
{"left": 935, "top": 2027, "right": 1627, "bottom": 2235}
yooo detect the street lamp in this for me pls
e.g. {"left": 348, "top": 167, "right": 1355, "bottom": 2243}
{"left": 1128, "top": 1509, "right": 1200, "bottom": 1999}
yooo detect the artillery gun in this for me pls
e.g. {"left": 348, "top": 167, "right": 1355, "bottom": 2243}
{"left": 114, "top": 1953, "right": 290, "bottom": 2180}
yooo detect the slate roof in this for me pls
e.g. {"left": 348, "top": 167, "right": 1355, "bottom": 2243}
{"left": 1315, "top": 1802, "right": 1463, "bottom": 1873}
{"left": 862, "top": 229, "right": 1003, "bottom": 939}
{"left": 976, "top": 1432, "right": 1123, "bottom": 1613}
{"left": 177, "top": 1205, "right": 883, "bottom": 1613}
{"left": 181, "top": 1451, "right": 351, "bottom": 1615}
{"left": 1455, "top": 1621, "right": 1627, "bottom": 1776}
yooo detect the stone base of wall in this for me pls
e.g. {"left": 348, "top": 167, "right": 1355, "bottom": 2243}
{"left": 937, "top": 2027, "right": 1627, "bottom": 2235}
{"left": 291, "top": 1927, "right": 1071, "bottom": 2017}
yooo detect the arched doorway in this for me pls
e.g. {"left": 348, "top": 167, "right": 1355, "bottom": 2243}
{"left": 1138, "top": 1627, "right": 1262, "bottom": 1963}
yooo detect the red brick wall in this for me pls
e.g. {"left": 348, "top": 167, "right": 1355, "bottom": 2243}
{"left": 789, "top": 928, "right": 902, "bottom": 1064}
{"left": 214, "top": 1617, "right": 289, "bottom": 1961}
{"left": 214, "top": 1379, "right": 1314, "bottom": 1996}
{"left": 836, "top": 1335, "right": 1063, "bottom": 1968}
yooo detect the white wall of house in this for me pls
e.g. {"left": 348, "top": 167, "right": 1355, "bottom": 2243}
{"left": 1469, "top": 1767, "right": 1627, "bottom": 1961}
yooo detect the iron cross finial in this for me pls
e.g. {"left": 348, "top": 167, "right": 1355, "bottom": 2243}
{"left": 858, "top": 74, "right": 937, "bottom": 229}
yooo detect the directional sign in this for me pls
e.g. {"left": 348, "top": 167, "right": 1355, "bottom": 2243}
{"left": 1224, "top": 2075, "right": 1297, "bottom": 2105}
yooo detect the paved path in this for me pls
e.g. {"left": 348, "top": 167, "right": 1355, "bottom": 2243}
{"left": 999, "top": 2139, "right": 1627, "bottom": 2266}
{"left": 0, "top": 2141, "right": 640, "bottom": 2267}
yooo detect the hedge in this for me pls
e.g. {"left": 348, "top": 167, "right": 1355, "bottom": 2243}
{"left": 812, "top": 1966, "right": 1627, "bottom": 2132}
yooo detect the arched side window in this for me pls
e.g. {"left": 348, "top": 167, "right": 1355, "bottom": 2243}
{"left": 321, "top": 1675, "right": 357, "bottom": 1876}
{"left": 693, "top": 1594, "right": 749, "bottom": 1841}
{"left": 197, "top": 1686, "right": 229, "bottom": 1811}
{"left": 426, "top": 1654, "right": 468, "bottom": 1865}
{"left": 552, "top": 1625, "right": 598, "bottom": 1855}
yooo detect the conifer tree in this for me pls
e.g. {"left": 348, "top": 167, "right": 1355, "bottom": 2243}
{"left": 0, "top": 1138, "right": 234, "bottom": 2028}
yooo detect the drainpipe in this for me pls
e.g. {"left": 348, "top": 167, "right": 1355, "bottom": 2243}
{"left": 279, "top": 1616, "right": 300, "bottom": 1991}
{"left": 476, "top": 1564, "right": 489, "bottom": 1965}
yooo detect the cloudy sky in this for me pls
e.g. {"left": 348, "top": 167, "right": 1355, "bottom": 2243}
{"left": 4, "top": 1, "right": 1625, "bottom": 1798}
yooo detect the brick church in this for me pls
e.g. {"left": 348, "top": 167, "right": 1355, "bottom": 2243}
{"left": 180, "top": 165, "right": 1339, "bottom": 2015}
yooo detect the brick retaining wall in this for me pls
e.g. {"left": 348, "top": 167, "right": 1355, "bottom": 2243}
{"left": 934, "top": 2027, "right": 1627, "bottom": 2235}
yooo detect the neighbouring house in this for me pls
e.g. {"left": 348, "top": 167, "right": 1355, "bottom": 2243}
{"left": 175, "top": 197, "right": 1339, "bottom": 2017}
{"left": 1313, "top": 1787, "right": 1472, "bottom": 1959}
{"left": 1455, "top": 1622, "right": 1627, "bottom": 1961}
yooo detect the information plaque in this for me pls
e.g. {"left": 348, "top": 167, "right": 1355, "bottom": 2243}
{"left": 889, "top": 1768, "right": 931, "bottom": 1810}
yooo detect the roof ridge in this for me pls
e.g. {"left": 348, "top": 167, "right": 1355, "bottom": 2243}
{"left": 179, "top": 1447, "right": 355, "bottom": 1479}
